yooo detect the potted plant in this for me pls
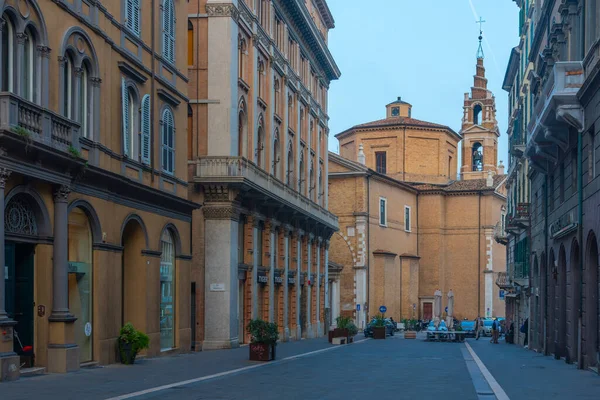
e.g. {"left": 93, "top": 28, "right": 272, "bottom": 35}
{"left": 331, "top": 316, "right": 351, "bottom": 342}
{"left": 247, "top": 319, "right": 279, "bottom": 362}
{"left": 404, "top": 319, "right": 417, "bottom": 339}
{"left": 372, "top": 314, "right": 387, "bottom": 340}
{"left": 118, "top": 322, "right": 150, "bottom": 365}
{"left": 347, "top": 321, "right": 358, "bottom": 343}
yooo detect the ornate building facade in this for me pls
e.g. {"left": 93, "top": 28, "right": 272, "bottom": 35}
{"left": 328, "top": 56, "right": 507, "bottom": 327}
{"left": 0, "top": 0, "right": 196, "bottom": 381}
{"left": 522, "top": 0, "right": 600, "bottom": 373}
{"left": 187, "top": 0, "right": 340, "bottom": 350}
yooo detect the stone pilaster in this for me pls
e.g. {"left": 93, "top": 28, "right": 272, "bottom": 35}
{"left": 324, "top": 239, "right": 330, "bottom": 328}
{"left": 295, "top": 229, "right": 304, "bottom": 339}
{"left": 48, "top": 185, "right": 79, "bottom": 373}
{"left": 306, "top": 233, "right": 314, "bottom": 338}
{"left": 283, "top": 225, "right": 292, "bottom": 340}
{"left": 316, "top": 237, "right": 322, "bottom": 336}
{"left": 268, "top": 220, "right": 279, "bottom": 323}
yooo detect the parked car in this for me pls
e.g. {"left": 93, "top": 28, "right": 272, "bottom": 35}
{"left": 459, "top": 320, "right": 476, "bottom": 338}
{"left": 364, "top": 318, "right": 395, "bottom": 337}
{"left": 482, "top": 319, "right": 494, "bottom": 337}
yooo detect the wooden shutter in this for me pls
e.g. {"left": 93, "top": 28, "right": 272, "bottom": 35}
{"left": 141, "top": 95, "right": 151, "bottom": 165}
{"left": 126, "top": 0, "right": 134, "bottom": 31}
{"left": 163, "top": 0, "right": 175, "bottom": 62}
{"left": 121, "top": 78, "right": 130, "bottom": 157}
{"left": 133, "top": 0, "right": 140, "bottom": 35}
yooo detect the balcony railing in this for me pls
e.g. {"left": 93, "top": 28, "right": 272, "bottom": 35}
{"left": 516, "top": 203, "right": 530, "bottom": 219}
{"left": 193, "top": 156, "right": 338, "bottom": 229}
{"left": 495, "top": 271, "right": 512, "bottom": 289}
{"left": 493, "top": 221, "right": 508, "bottom": 245}
{"left": 0, "top": 92, "right": 80, "bottom": 150}
{"left": 509, "top": 262, "right": 530, "bottom": 286}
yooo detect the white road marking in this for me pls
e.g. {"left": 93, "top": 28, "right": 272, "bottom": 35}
{"left": 105, "top": 338, "right": 370, "bottom": 400}
{"left": 465, "top": 341, "right": 510, "bottom": 400}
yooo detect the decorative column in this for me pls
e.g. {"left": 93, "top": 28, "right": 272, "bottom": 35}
{"left": 0, "top": 169, "right": 19, "bottom": 381}
{"left": 15, "top": 33, "right": 25, "bottom": 96}
{"left": 268, "top": 220, "right": 279, "bottom": 323}
{"left": 37, "top": 45, "right": 51, "bottom": 108}
{"left": 296, "top": 229, "right": 303, "bottom": 339}
{"left": 201, "top": 186, "right": 241, "bottom": 350}
{"left": 306, "top": 233, "right": 314, "bottom": 338}
{"left": 47, "top": 185, "right": 79, "bottom": 373}
{"left": 283, "top": 225, "right": 291, "bottom": 340}
{"left": 251, "top": 214, "right": 261, "bottom": 319}
{"left": 316, "top": 237, "right": 322, "bottom": 336}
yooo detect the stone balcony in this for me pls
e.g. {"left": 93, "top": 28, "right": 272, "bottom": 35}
{"left": 495, "top": 271, "right": 512, "bottom": 290}
{"left": 493, "top": 221, "right": 508, "bottom": 245}
{"left": 0, "top": 92, "right": 81, "bottom": 153}
{"left": 509, "top": 262, "right": 530, "bottom": 288}
{"left": 193, "top": 156, "right": 338, "bottom": 230}
{"left": 526, "top": 62, "right": 584, "bottom": 173}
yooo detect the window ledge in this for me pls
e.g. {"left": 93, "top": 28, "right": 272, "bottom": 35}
{"left": 157, "top": 89, "right": 181, "bottom": 107}
{"left": 118, "top": 61, "right": 147, "bottom": 84}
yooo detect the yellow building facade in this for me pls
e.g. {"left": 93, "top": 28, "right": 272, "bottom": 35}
{"left": 329, "top": 57, "right": 507, "bottom": 326}
{"left": 0, "top": 0, "right": 196, "bottom": 380}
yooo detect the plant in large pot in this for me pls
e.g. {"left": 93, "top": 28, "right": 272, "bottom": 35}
{"left": 118, "top": 322, "right": 150, "bottom": 365}
{"left": 372, "top": 314, "right": 387, "bottom": 340}
{"left": 331, "top": 316, "right": 351, "bottom": 342}
{"left": 247, "top": 319, "right": 279, "bottom": 362}
{"left": 404, "top": 318, "right": 418, "bottom": 339}
{"left": 346, "top": 321, "right": 358, "bottom": 343}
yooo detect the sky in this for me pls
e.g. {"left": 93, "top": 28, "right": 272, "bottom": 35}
{"left": 325, "top": 0, "right": 520, "bottom": 168}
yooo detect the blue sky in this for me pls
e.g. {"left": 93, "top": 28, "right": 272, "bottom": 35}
{"left": 325, "top": 0, "right": 520, "bottom": 168}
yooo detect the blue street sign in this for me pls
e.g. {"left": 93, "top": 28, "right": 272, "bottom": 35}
{"left": 379, "top": 305, "right": 387, "bottom": 313}
{"left": 357, "top": 304, "right": 361, "bottom": 311}
{"left": 499, "top": 290, "right": 505, "bottom": 300}
{"left": 445, "top": 306, "right": 448, "bottom": 313}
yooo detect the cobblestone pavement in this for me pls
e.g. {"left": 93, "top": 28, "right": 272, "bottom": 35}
{"left": 2, "top": 334, "right": 600, "bottom": 400}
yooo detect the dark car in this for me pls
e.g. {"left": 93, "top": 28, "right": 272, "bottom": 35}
{"left": 364, "top": 318, "right": 395, "bottom": 337}
{"left": 459, "top": 320, "right": 476, "bottom": 338}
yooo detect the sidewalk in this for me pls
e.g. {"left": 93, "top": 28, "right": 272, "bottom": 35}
{"left": 1, "top": 337, "right": 337, "bottom": 400}
{"left": 468, "top": 338, "right": 600, "bottom": 399}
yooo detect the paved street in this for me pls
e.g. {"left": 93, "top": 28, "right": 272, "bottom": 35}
{"left": 2, "top": 335, "right": 600, "bottom": 400}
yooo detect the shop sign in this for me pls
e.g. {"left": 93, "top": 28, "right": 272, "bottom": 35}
{"left": 274, "top": 275, "right": 284, "bottom": 285}
{"left": 550, "top": 212, "right": 577, "bottom": 239}
{"left": 257, "top": 273, "right": 268, "bottom": 284}
{"left": 287, "top": 276, "right": 296, "bottom": 285}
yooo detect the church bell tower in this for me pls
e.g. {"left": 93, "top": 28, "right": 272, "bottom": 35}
{"left": 460, "top": 24, "right": 500, "bottom": 180}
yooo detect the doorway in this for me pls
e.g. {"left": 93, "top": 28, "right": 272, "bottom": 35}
{"left": 4, "top": 242, "right": 35, "bottom": 357}
{"left": 422, "top": 302, "right": 433, "bottom": 320}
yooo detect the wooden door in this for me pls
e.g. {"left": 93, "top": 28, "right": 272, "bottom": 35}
{"left": 423, "top": 303, "right": 433, "bottom": 320}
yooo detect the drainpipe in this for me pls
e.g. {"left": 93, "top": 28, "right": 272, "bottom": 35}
{"left": 366, "top": 173, "right": 370, "bottom": 326}
{"left": 577, "top": 129, "right": 584, "bottom": 369}
{"left": 150, "top": 0, "right": 156, "bottom": 182}
{"left": 403, "top": 126, "right": 407, "bottom": 181}
{"left": 544, "top": 174, "right": 549, "bottom": 355}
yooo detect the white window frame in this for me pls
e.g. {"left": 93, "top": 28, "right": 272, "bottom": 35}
{"left": 404, "top": 205, "right": 412, "bottom": 232}
{"left": 161, "top": 108, "right": 175, "bottom": 174}
{"left": 125, "top": 0, "right": 141, "bottom": 36}
{"left": 379, "top": 197, "right": 387, "bottom": 227}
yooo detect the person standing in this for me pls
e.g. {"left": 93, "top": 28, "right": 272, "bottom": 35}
{"left": 491, "top": 318, "right": 499, "bottom": 344}
{"left": 475, "top": 316, "right": 483, "bottom": 340}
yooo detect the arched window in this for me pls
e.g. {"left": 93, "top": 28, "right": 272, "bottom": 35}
{"left": 286, "top": 142, "right": 293, "bottom": 187}
{"left": 63, "top": 53, "right": 75, "bottom": 119}
{"left": 309, "top": 161, "right": 315, "bottom": 201}
{"left": 187, "top": 104, "right": 193, "bottom": 159}
{"left": 473, "top": 104, "right": 482, "bottom": 125}
{"left": 258, "top": 60, "right": 265, "bottom": 98}
{"left": 162, "top": 0, "right": 175, "bottom": 63}
{"left": 272, "top": 129, "right": 280, "bottom": 178}
{"left": 256, "top": 116, "right": 265, "bottom": 168}
{"left": 318, "top": 168, "right": 323, "bottom": 205}
{"left": 274, "top": 78, "right": 280, "bottom": 115}
{"left": 472, "top": 142, "right": 483, "bottom": 172}
{"left": 298, "top": 151, "right": 305, "bottom": 194}
{"left": 161, "top": 108, "right": 175, "bottom": 174}
{"left": 238, "top": 36, "right": 246, "bottom": 80}
{"left": 23, "top": 26, "right": 37, "bottom": 102}
{"left": 238, "top": 99, "right": 247, "bottom": 157}
{"left": 1, "top": 14, "right": 15, "bottom": 92}
{"left": 187, "top": 21, "right": 193, "bottom": 66}
{"left": 121, "top": 79, "right": 139, "bottom": 160}
{"left": 125, "top": 0, "right": 141, "bottom": 36}
{"left": 160, "top": 229, "right": 176, "bottom": 351}
{"left": 80, "top": 62, "right": 90, "bottom": 138}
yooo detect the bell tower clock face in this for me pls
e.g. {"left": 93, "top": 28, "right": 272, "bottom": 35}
{"left": 391, "top": 107, "right": 400, "bottom": 116}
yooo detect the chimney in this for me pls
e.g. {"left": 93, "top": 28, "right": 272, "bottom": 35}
{"left": 486, "top": 170, "right": 494, "bottom": 187}
{"left": 358, "top": 143, "right": 366, "bottom": 165}
{"left": 497, "top": 160, "right": 505, "bottom": 175}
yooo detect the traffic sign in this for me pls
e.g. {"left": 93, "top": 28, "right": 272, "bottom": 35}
{"left": 379, "top": 305, "right": 387, "bottom": 313}
{"left": 356, "top": 304, "right": 361, "bottom": 311}
{"left": 445, "top": 306, "right": 448, "bottom": 313}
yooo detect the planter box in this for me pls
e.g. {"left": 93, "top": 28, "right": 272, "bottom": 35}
{"left": 404, "top": 331, "right": 417, "bottom": 339}
{"left": 249, "top": 343, "right": 276, "bottom": 362}
{"left": 118, "top": 341, "right": 138, "bottom": 365}
{"left": 328, "top": 330, "right": 335, "bottom": 343}
{"left": 332, "top": 328, "right": 349, "bottom": 338}
{"left": 373, "top": 327, "right": 386, "bottom": 340}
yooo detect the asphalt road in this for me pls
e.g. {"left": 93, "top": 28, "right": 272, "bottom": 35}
{"left": 2, "top": 334, "right": 600, "bottom": 400}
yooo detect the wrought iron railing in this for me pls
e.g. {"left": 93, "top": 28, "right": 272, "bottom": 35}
{"left": 516, "top": 203, "right": 530, "bottom": 219}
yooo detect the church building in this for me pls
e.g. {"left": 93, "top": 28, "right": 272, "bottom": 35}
{"left": 328, "top": 54, "right": 507, "bottom": 327}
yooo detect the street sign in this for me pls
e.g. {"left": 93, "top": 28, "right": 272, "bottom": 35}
{"left": 356, "top": 304, "right": 361, "bottom": 311}
{"left": 499, "top": 290, "right": 505, "bottom": 300}
{"left": 445, "top": 306, "right": 448, "bottom": 313}
{"left": 413, "top": 303, "right": 416, "bottom": 310}
{"left": 379, "top": 305, "right": 387, "bottom": 313}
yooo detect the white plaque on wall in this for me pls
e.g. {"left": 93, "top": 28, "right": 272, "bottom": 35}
{"left": 210, "top": 283, "right": 225, "bottom": 292}
{"left": 84, "top": 322, "right": 92, "bottom": 337}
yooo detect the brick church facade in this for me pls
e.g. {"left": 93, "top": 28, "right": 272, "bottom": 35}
{"left": 328, "top": 57, "right": 507, "bottom": 326}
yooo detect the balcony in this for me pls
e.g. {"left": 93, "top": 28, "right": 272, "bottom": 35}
{"left": 493, "top": 221, "right": 508, "bottom": 245}
{"left": 509, "top": 133, "right": 526, "bottom": 158}
{"left": 495, "top": 271, "right": 512, "bottom": 290}
{"left": 514, "top": 202, "right": 530, "bottom": 228}
{"left": 193, "top": 156, "right": 338, "bottom": 230}
{"left": 0, "top": 92, "right": 80, "bottom": 153}
{"left": 509, "top": 262, "right": 530, "bottom": 287}
{"left": 526, "top": 62, "right": 584, "bottom": 173}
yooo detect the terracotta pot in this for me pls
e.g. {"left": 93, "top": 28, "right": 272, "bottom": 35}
{"left": 404, "top": 331, "right": 417, "bottom": 339}
{"left": 249, "top": 343, "right": 276, "bottom": 361}
{"left": 333, "top": 328, "right": 349, "bottom": 338}
{"left": 373, "top": 326, "right": 386, "bottom": 339}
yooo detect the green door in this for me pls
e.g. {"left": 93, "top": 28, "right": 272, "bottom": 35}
{"left": 4, "top": 243, "right": 15, "bottom": 323}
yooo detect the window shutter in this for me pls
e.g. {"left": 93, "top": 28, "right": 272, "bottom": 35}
{"left": 133, "top": 0, "right": 140, "bottom": 35}
{"left": 126, "top": 0, "right": 133, "bottom": 30}
{"left": 121, "top": 78, "right": 130, "bottom": 157}
{"left": 141, "top": 95, "right": 151, "bottom": 164}
{"left": 169, "top": 1, "right": 175, "bottom": 63}
{"left": 162, "top": 0, "right": 175, "bottom": 63}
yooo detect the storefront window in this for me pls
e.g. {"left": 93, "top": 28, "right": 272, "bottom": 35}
{"left": 68, "top": 207, "right": 93, "bottom": 362}
{"left": 160, "top": 230, "right": 175, "bottom": 350}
